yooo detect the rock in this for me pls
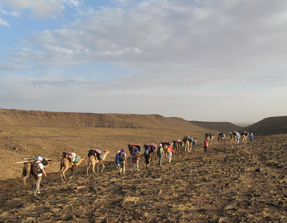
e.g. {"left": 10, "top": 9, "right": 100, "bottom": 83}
{"left": 157, "top": 189, "right": 162, "bottom": 195}
{"left": 255, "top": 168, "right": 262, "bottom": 172}
{"left": 223, "top": 202, "right": 237, "bottom": 211}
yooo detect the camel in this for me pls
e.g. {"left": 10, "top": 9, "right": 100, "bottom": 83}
{"left": 22, "top": 162, "right": 34, "bottom": 189}
{"left": 86, "top": 151, "right": 109, "bottom": 177}
{"left": 229, "top": 132, "right": 237, "bottom": 144}
{"left": 183, "top": 140, "right": 190, "bottom": 153}
{"left": 173, "top": 140, "right": 183, "bottom": 155}
{"left": 205, "top": 133, "right": 214, "bottom": 148}
{"left": 241, "top": 132, "right": 249, "bottom": 143}
{"left": 218, "top": 133, "right": 226, "bottom": 144}
{"left": 60, "top": 157, "right": 84, "bottom": 181}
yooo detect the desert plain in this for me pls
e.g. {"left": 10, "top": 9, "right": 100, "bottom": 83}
{"left": 0, "top": 109, "right": 287, "bottom": 222}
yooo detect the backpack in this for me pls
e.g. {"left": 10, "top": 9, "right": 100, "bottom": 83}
{"left": 157, "top": 147, "right": 163, "bottom": 155}
{"left": 132, "top": 152, "right": 137, "bottom": 161}
{"left": 119, "top": 153, "right": 125, "bottom": 161}
{"left": 31, "top": 162, "right": 41, "bottom": 176}
{"left": 144, "top": 149, "right": 149, "bottom": 157}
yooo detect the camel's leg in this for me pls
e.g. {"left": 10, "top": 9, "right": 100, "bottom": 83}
{"left": 101, "top": 163, "right": 105, "bottom": 173}
{"left": 86, "top": 162, "right": 91, "bottom": 177}
{"left": 23, "top": 174, "right": 29, "bottom": 189}
{"left": 92, "top": 162, "right": 98, "bottom": 176}
{"left": 61, "top": 167, "right": 69, "bottom": 181}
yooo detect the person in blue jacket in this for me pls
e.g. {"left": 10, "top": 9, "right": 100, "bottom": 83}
{"left": 115, "top": 151, "right": 120, "bottom": 170}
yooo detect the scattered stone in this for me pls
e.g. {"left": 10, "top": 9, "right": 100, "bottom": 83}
{"left": 223, "top": 202, "right": 237, "bottom": 211}
{"left": 157, "top": 189, "right": 162, "bottom": 195}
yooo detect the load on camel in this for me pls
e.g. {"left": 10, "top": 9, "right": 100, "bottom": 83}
{"left": 128, "top": 144, "right": 143, "bottom": 156}
{"left": 86, "top": 148, "right": 110, "bottom": 177}
{"left": 218, "top": 133, "right": 226, "bottom": 144}
{"left": 182, "top": 136, "right": 193, "bottom": 153}
{"left": 20, "top": 156, "right": 50, "bottom": 189}
{"left": 60, "top": 152, "right": 84, "bottom": 181}
{"left": 144, "top": 143, "right": 158, "bottom": 162}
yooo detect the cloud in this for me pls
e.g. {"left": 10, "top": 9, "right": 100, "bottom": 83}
{"left": 0, "top": 17, "right": 8, "bottom": 25}
{"left": 0, "top": 0, "right": 82, "bottom": 19}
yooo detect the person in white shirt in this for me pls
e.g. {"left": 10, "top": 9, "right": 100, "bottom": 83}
{"left": 33, "top": 156, "right": 47, "bottom": 196}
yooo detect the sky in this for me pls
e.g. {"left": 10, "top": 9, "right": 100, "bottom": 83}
{"left": 0, "top": 0, "right": 287, "bottom": 124}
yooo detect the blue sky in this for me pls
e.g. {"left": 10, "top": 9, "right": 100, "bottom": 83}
{"left": 1, "top": 0, "right": 287, "bottom": 124}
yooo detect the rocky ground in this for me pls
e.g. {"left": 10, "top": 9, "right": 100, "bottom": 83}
{"left": 1, "top": 135, "right": 287, "bottom": 222}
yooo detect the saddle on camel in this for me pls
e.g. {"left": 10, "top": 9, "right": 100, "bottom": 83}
{"left": 88, "top": 148, "right": 104, "bottom": 161}
{"left": 128, "top": 144, "right": 143, "bottom": 155}
{"left": 62, "top": 151, "right": 81, "bottom": 163}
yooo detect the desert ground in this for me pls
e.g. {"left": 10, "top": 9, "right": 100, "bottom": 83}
{"left": 0, "top": 109, "right": 287, "bottom": 222}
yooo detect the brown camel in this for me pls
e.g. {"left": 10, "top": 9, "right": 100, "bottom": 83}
{"left": 184, "top": 140, "right": 190, "bottom": 153}
{"left": 86, "top": 151, "right": 109, "bottom": 177}
{"left": 60, "top": 157, "right": 84, "bottom": 181}
{"left": 229, "top": 132, "right": 237, "bottom": 144}
{"left": 241, "top": 132, "right": 249, "bottom": 143}
{"left": 22, "top": 162, "right": 34, "bottom": 189}
{"left": 173, "top": 140, "right": 183, "bottom": 155}
{"left": 218, "top": 133, "right": 226, "bottom": 144}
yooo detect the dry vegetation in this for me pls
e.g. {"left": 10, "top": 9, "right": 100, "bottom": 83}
{"left": 1, "top": 109, "right": 287, "bottom": 222}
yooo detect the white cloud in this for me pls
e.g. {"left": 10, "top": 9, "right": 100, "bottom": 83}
{"left": 0, "top": 0, "right": 82, "bottom": 19}
{"left": 0, "top": 17, "right": 8, "bottom": 25}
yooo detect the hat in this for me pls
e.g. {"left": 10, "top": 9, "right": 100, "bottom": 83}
{"left": 37, "top": 156, "right": 43, "bottom": 161}
{"left": 121, "top": 149, "right": 125, "bottom": 153}
{"left": 134, "top": 148, "right": 138, "bottom": 152}
{"left": 159, "top": 144, "right": 162, "bottom": 147}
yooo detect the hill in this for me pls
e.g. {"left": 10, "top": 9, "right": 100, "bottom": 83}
{"left": 244, "top": 116, "right": 287, "bottom": 136}
{"left": 189, "top": 121, "right": 241, "bottom": 133}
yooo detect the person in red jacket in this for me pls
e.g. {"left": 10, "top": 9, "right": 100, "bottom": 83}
{"left": 204, "top": 139, "right": 208, "bottom": 153}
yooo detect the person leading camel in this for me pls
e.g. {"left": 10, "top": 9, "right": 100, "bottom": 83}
{"left": 119, "top": 149, "right": 129, "bottom": 175}
{"left": 33, "top": 156, "right": 46, "bottom": 196}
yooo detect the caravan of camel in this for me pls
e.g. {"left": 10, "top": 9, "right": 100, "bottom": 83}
{"left": 22, "top": 131, "right": 253, "bottom": 188}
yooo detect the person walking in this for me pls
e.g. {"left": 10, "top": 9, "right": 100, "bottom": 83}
{"left": 157, "top": 144, "right": 163, "bottom": 166}
{"left": 115, "top": 151, "right": 120, "bottom": 170}
{"left": 192, "top": 138, "right": 197, "bottom": 150}
{"left": 236, "top": 132, "right": 240, "bottom": 143}
{"left": 33, "top": 156, "right": 46, "bottom": 196}
{"left": 204, "top": 139, "right": 208, "bottom": 153}
{"left": 250, "top": 133, "right": 254, "bottom": 142}
{"left": 144, "top": 146, "right": 151, "bottom": 169}
{"left": 119, "top": 149, "right": 129, "bottom": 175}
{"left": 131, "top": 148, "right": 140, "bottom": 172}
{"left": 167, "top": 145, "right": 173, "bottom": 163}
